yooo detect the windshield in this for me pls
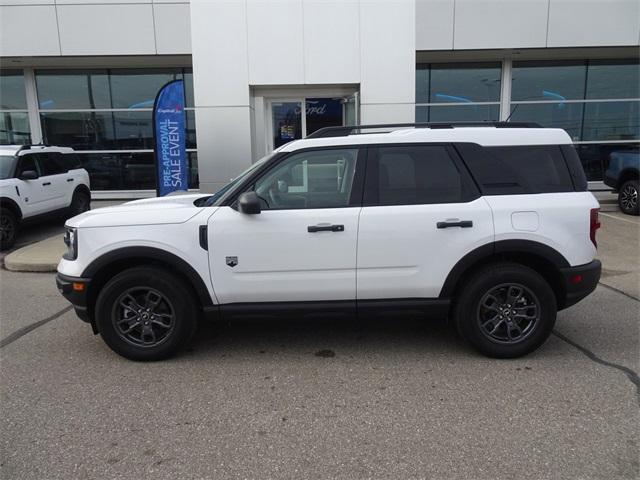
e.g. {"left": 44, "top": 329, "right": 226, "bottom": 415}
{"left": 205, "top": 152, "right": 277, "bottom": 206}
{"left": 0, "top": 155, "right": 16, "bottom": 180}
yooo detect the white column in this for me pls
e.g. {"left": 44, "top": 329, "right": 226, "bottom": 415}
{"left": 23, "top": 68, "right": 43, "bottom": 144}
{"left": 499, "top": 58, "right": 513, "bottom": 121}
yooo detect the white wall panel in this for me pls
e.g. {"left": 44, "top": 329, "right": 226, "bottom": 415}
{"left": 57, "top": 4, "right": 155, "bottom": 55}
{"left": 56, "top": 0, "right": 150, "bottom": 4}
{"left": 303, "top": 0, "right": 360, "bottom": 84}
{"left": 154, "top": 3, "right": 191, "bottom": 54}
{"left": 360, "top": 103, "right": 415, "bottom": 124}
{"left": 246, "top": 0, "right": 305, "bottom": 84}
{"left": 0, "top": 6, "right": 60, "bottom": 56}
{"left": 454, "top": 0, "right": 548, "bottom": 49}
{"left": 194, "top": 107, "right": 253, "bottom": 192}
{"left": 415, "top": 0, "right": 454, "bottom": 50}
{"left": 548, "top": 0, "right": 640, "bottom": 47}
{"left": 0, "top": 0, "right": 53, "bottom": 5}
{"left": 190, "top": 0, "right": 249, "bottom": 106}
{"left": 360, "top": 0, "right": 415, "bottom": 105}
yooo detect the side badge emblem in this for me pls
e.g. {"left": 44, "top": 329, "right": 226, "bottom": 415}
{"left": 226, "top": 256, "right": 238, "bottom": 268}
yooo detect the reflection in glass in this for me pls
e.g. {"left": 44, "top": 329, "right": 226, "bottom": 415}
{"left": 416, "top": 104, "right": 500, "bottom": 122}
{"left": 77, "top": 151, "right": 199, "bottom": 190}
{"left": 0, "top": 71, "right": 27, "bottom": 110}
{"left": 511, "top": 61, "right": 586, "bottom": 101}
{"left": 429, "top": 63, "right": 501, "bottom": 103}
{"left": 41, "top": 112, "right": 116, "bottom": 150}
{"left": 586, "top": 60, "right": 640, "bottom": 100}
{"left": 508, "top": 103, "right": 584, "bottom": 141}
{"left": 112, "top": 110, "right": 154, "bottom": 149}
{"left": 0, "top": 112, "right": 31, "bottom": 144}
{"left": 272, "top": 101, "right": 302, "bottom": 149}
{"left": 186, "top": 110, "right": 197, "bottom": 148}
{"left": 36, "top": 70, "right": 111, "bottom": 110}
{"left": 575, "top": 143, "right": 640, "bottom": 181}
{"left": 109, "top": 69, "right": 180, "bottom": 109}
{"left": 582, "top": 101, "right": 639, "bottom": 141}
{"left": 305, "top": 98, "right": 343, "bottom": 135}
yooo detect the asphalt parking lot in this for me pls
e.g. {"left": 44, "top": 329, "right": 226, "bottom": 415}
{"left": 1, "top": 211, "right": 638, "bottom": 479}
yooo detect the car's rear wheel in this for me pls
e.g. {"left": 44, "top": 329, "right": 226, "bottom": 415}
{"left": 0, "top": 208, "right": 17, "bottom": 251}
{"left": 69, "top": 190, "right": 90, "bottom": 217}
{"left": 95, "top": 266, "right": 199, "bottom": 361}
{"left": 618, "top": 179, "right": 639, "bottom": 216}
{"left": 453, "top": 262, "right": 557, "bottom": 358}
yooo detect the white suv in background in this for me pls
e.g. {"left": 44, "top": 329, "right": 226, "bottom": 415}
{"left": 56, "top": 123, "right": 602, "bottom": 361}
{"left": 0, "top": 145, "right": 91, "bottom": 249}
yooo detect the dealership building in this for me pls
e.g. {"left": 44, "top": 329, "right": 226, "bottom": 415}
{"left": 1, "top": 0, "right": 638, "bottom": 197}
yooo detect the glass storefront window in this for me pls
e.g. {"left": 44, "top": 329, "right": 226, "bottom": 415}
{"left": 586, "top": 60, "right": 640, "bottom": 100}
{"left": 0, "top": 71, "right": 28, "bottom": 110}
{"left": 109, "top": 69, "right": 181, "bottom": 109}
{"left": 507, "top": 102, "right": 585, "bottom": 141}
{"left": 416, "top": 63, "right": 501, "bottom": 104}
{"left": 582, "top": 101, "right": 639, "bottom": 141}
{"left": 0, "top": 112, "right": 31, "bottom": 145}
{"left": 36, "top": 70, "right": 111, "bottom": 110}
{"left": 76, "top": 151, "right": 198, "bottom": 191}
{"left": 416, "top": 104, "right": 500, "bottom": 123}
{"left": 575, "top": 143, "right": 640, "bottom": 182}
{"left": 40, "top": 111, "right": 116, "bottom": 150}
{"left": 511, "top": 61, "right": 586, "bottom": 101}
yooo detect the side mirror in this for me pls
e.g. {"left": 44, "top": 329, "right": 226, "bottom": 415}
{"left": 237, "top": 191, "right": 261, "bottom": 214}
{"left": 18, "top": 170, "right": 39, "bottom": 180}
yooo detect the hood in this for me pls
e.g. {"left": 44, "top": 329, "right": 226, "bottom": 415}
{"left": 67, "top": 193, "right": 211, "bottom": 228}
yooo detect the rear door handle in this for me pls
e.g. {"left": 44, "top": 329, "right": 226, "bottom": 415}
{"left": 307, "top": 224, "right": 345, "bottom": 233}
{"left": 67, "top": 178, "right": 74, "bottom": 182}
{"left": 437, "top": 220, "right": 473, "bottom": 229}
{"left": 42, "top": 182, "right": 51, "bottom": 186}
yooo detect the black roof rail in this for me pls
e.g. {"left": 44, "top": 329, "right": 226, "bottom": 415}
{"left": 305, "top": 121, "right": 543, "bottom": 139}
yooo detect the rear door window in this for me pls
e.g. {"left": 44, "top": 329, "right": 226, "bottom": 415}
{"left": 363, "top": 144, "right": 477, "bottom": 206}
{"left": 39, "top": 153, "right": 67, "bottom": 176}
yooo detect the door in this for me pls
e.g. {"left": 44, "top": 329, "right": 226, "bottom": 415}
{"left": 13, "top": 154, "right": 50, "bottom": 217}
{"left": 342, "top": 92, "right": 359, "bottom": 126}
{"left": 208, "top": 147, "right": 363, "bottom": 304}
{"left": 38, "top": 152, "right": 69, "bottom": 209}
{"left": 356, "top": 144, "right": 494, "bottom": 299}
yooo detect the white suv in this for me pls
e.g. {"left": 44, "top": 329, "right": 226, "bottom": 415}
{"left": 1, "top": 145, "right": 91, "bottom": 249}
{"left": 56, "top": 123, "right": 601, "bottom": 361}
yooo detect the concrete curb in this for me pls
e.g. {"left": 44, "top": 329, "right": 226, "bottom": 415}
{"left": 4, "top": 234, "right": 65, "bottom": 272}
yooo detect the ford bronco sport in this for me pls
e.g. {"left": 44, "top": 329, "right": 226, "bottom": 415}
{"left": 56, "top": 123, "right": 601, "bottom": 361}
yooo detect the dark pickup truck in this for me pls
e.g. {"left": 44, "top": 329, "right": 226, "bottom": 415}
{"left": 604, "top": 150, "right": 639, "bottom": 215}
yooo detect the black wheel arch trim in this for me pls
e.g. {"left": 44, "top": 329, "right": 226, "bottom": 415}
{"left": 439, "top": 240, "right": 570, "bottom": 299}
{"left": 81, "top": 246, "right": 214, "bottom": 308}
{"left": 0, "top": 197, "right": 23, "bottom": 221}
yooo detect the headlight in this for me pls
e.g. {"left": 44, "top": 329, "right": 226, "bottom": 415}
{"left": 63, "top": 227, "right": 78, "bottom": 260}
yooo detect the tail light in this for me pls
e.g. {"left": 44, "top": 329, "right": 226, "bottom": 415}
{"left": 590, "top": 208, "right": 601, "bottom": 248}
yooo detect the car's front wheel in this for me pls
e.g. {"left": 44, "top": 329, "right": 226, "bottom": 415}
{"left": 0, "top": 208, "right": 18, "bottom": 251}
{"left": 453, "top": 262, "right": 557, "bottom": 358}
{"left": 95, "top": 267, "right": 199, "bottom": 361}
{"left": 618, "top": 179, "right": 639, "bottom": 216}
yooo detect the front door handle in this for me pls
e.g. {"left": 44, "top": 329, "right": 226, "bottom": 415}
{"left": 42, "top": 182, "right": 51, "bottom": 186}
{"left": 307, "top": 224, "right": 345, "bottom": 233}
{"left": 437, "top": 220, "right": 473, "bottom": 229}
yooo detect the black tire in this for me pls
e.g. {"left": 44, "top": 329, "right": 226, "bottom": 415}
{"left": 618, "top": 179, "right": 639, "bottom": 216}
{"left": 0, "top": 208, "right": 18, "bottom": 251}
{"left": 453, "top": 262, "right": 557, "bottom": 359}
{"left": 68, "top": 190, "right": 90, "bottom": 218}
{"left": 95, "top": 266, "right": 199, "bottom": 361}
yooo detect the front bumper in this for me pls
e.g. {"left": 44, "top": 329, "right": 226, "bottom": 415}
{"left": 559, "top": 259, "right": 601, "bottom": 310}
{"left": 56, "top": 272, "right": 92, "bottom": 325}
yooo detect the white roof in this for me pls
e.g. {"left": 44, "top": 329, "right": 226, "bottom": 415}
{"left": 0, "top": 145, "right": 75, "bottom": 156}
{"left": 278, "top": 127, "right": 573, "bottom": 152}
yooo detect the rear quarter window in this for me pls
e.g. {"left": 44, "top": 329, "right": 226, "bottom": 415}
{"left": 456, "top": 143, "right": 577, "bottom": 194}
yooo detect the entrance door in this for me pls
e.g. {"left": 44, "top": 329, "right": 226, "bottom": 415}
{"left": 268, "top": 96, "right": 358, "bottom": 151}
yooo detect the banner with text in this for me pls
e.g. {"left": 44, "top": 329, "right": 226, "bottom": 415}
{"left": 153, "top": 79, "right": 188, "bottom": 196}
